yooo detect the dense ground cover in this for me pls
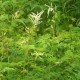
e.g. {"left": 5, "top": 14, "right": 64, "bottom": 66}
{"left": 0, "top": 0, "right": 80, "bottom": 80}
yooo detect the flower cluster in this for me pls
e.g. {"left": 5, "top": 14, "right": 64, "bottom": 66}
{"left": 30, "top": 11, "right": 44, "bottom": 25}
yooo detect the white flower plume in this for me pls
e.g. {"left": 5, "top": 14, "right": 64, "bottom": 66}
{"left": 30, "top": 11, "right": 44, "bottom": 25}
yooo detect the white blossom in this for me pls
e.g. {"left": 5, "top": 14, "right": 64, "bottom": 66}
{"left": 30, "top": 11, "right": 44, "bottom": 25}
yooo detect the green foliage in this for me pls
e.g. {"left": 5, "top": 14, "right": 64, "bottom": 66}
{"left": 0, "top": 0, "right": 80, "bottom": 80}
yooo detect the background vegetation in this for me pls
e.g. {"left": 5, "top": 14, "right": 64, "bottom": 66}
{"left": 0, "top": 0, "right": 80, "bottom": 80}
